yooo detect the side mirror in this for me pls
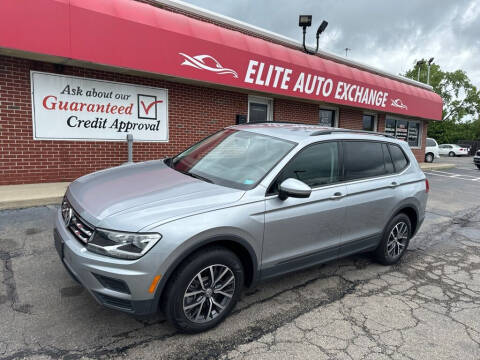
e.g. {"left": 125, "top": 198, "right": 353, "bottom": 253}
{"left": 278, "top": 178, "right": 312, "bottom": 200}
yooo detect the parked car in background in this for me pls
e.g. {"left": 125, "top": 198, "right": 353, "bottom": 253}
{"left": 474, "top": 149, "right": 480, "bottom": 169}
{"left": 457, "top": 143, "right": 472, "bottom": 155}
{"left": 54, "top": 124, "right": 429, "bottom": 333}
{"left": 438, "top": 144, "right": 469, "bottom": 157}
{"left": 425, "top": 138, "right": 440, "bottom": 163}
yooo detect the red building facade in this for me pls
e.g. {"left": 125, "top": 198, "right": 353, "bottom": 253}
{"left": 0, "top": 0, "right": 441, "bottom": 185}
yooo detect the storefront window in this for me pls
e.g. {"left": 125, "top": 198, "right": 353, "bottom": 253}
{"left": 385, "top": 118, "right": 396, "bottom": 137}
{"left": 385, "top": 117, "right": 421, "bottom": 147}
{"left": 362, "top": 115, "right": 375, "bottom": 131}
{"left": 408, "top": 122, "right": 420, "bottom": 147}
{"left": 395, "top": 119, "right": 408, "bottom": 142}
{"left": 319, "top": 109, "right": 336, "bottom": 127}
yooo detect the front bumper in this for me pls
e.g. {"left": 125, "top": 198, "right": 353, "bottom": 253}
{"left": 474, "top": 156, "right": 480, "bottom": 166}
{"left": 54, "top": 209, "right": 160, "bottom": 315}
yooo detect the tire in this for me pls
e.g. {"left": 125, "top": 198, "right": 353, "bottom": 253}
{"left": 476, "top": 165, "right": 480, "bottom": 170}
{"left": 448, "top": 151, "right": 455, "bottom": 157}
{"left": 162, "top": 246, "right": 244, "bottom": 333}
{"left": 425, "top": 153, "right": 434, "bottom": 163}
{"left": 374, "top": 213, "right": 412, "bottom": 265}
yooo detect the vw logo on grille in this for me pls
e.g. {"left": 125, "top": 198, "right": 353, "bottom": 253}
{"left": 61, "top": 201, "right": 73, "bottom": 226}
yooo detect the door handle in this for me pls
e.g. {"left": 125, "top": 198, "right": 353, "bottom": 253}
{"left": 330, "top": 192, "right": 345, "bottom": 200}
{"left": 389, "top": 181, "right": 399, "bottom": 188}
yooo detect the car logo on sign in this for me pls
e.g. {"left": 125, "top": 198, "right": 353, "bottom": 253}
{"left": 391, "top": 98, "right": 408, "bottom": 110}
{"left": 179, "top": 53, "right": 239, "bottom": 78}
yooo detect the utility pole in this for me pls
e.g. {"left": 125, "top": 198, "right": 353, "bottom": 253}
{"left": 416, "top": 60, "right": 425, "bottom": 82}
{"left": 427, "top": 57, "right": 434, "bottom": 85}
{"left": 344, "top": 47, "right": 351, "bottom": 57}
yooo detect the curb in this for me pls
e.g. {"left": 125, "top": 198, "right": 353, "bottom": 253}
{"left": 0, "top": 196, "right": 63, "bottom": 211}
{"left": 0, "top": 182, "right": 69, "bottom": 211}
{"left": 419, "top": 163, "right": 455, "bottom": 171}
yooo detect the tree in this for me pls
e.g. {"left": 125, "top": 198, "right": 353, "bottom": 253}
{"left": 404, "top": 60, "right": 480, "bottom": 143}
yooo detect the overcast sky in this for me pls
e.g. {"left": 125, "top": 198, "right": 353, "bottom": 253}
{"left": 182, "top": 0, "right": 480, "bottom": 88}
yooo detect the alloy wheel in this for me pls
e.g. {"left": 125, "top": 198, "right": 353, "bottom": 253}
{"left": 386, "top": 222, "right": 408, "bottom": 258}
{"left": 183, "top": 264, "right": 235, "bottom": 323}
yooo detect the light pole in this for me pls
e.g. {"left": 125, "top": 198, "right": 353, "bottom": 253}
{"left": 298, "top": 15, "right": 328, "bottom": 55}
{"left": 427, "top": 57, "right": 434, "bottom": 85}
{"left": 416, "top": 60, "right": 425, "bottom": 82}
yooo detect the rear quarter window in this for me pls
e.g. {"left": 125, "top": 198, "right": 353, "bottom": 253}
{"left": 388, "top": 144, "right": 409, "bottom": 172}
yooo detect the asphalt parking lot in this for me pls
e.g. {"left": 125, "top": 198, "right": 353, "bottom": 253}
{"left": 1, "top": 156, "right": 480, "bottom": 360}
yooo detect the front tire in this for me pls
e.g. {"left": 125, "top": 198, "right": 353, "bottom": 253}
{"left": 425, "top": 153, "right": 434, "bottom": 163}
{"left": 449, "top": 151, "right": 455, "bottom": 157}
{"left": 374, "top": 214, "right": 411, "bottom": 265}
{"left": 476, "top": 164, "right": 480, "bottom": 170}
{"left": 163, "top": 246, "right": 244, "bottom": 333}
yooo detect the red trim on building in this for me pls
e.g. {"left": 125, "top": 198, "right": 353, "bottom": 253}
{"left": 0, "top": 0, "right": 442, "bottom": 120}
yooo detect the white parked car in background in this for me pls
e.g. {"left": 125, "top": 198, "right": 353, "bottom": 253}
{"left": 438, "top": 144, "right": 469, "bottom": 157}
{"left": 425, "top": 138, "right": 440, "bottom": 163}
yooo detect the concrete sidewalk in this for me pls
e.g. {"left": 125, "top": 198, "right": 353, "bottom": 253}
{"left": 0, "top": 182, "right": 69, "bottom": 210}
{"left": 419, "top": 162, "right": 455, "bottom": 171}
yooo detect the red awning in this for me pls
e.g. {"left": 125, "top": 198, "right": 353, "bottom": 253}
{"left": 0, "top": 0, "right": 443, "bottom": 120}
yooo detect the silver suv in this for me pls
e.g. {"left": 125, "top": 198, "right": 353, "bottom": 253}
{"left": 55, "top": 123, "right": 429, "bottom": 333}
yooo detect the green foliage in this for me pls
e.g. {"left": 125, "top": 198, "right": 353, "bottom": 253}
{"left": 404, "top": 60, "right": 480, "bottom": 144}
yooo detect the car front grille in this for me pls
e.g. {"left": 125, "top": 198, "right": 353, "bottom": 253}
{"left": 61, "top": 198, "right": 94, "bottom": 244}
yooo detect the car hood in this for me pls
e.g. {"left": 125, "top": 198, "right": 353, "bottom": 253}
{"left": 67, "top": 160, "right": 245, "bottom": 231}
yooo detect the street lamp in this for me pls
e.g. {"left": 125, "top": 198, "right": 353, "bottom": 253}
{"left": 427, "top": 57, "right": 434, "bottom": 85}
{"left": 416, "top": 60, "right": 425, "bottom": 82}
{"left": 299, "top": 15, "right": 328, "bottom": 55}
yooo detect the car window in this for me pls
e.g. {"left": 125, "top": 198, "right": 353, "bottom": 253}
{"left": 388, "top": 144, "right": 409, "bottom": 172}
{"left": 275, "top": 141, "right": 340, "bottom": 189}
{"left": 343, "top": 141, "right": 387, "bottom": 180}
{"left": 426, "top": 139, "right": 436, "bottom": 147}
{"left": 382, "top": 143, "right": 394, "bottom": 174}
{"left": 171, "top": 129, "right": 296, "bottom": 190}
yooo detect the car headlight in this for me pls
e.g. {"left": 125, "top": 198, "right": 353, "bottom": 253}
{"left": 87, "top": 229, "right": 162, "bottom": 260}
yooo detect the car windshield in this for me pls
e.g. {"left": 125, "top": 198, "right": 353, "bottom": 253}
{"left": 171, "top": 129, "right": 296, "bottom": 190}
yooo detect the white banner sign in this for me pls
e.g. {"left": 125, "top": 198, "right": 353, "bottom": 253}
{"left": 31, "top": 71, "right": 168, "bottom": 142}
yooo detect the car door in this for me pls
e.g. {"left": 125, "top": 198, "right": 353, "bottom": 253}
{"left": 439, "top": 145, "right": 450, "bottom": 155}
{"left": 261, "top": 141, "right": 347, "bottom": 279}
{"left": 339, "top": 141, "right": 401, "bottom": 256}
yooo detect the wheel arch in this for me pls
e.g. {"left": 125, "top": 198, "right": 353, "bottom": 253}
{"left": 392, "top": 204, "right": 419, "bottom": 235}
{"left": 154, "top": 235, "right": 259, "bottom": 310}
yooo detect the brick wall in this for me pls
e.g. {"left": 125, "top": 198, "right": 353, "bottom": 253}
{"left": 273, "top": 99, "right": 319, "bottom": 124}
{"left": 339, "top": 108, "right": 364, "bottom": 130}
{"left": 0, "top": 55, "right": 247, "bottom": 185}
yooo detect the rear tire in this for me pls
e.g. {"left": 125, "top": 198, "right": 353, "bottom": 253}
{"left": 449, "top": 151, "right": 455, "bottom": 157}
{"left": 163, "top": 246, "right": 244, "bottom": 333}
{"left": 425, "top": 153, "right": 434, "bottom": 163}
{"left": 374, "top": 214, "right": 411, "bottom": 265}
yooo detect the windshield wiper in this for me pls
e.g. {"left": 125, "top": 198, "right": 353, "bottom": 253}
{"left": 185, "top": 171, "right": 214, "bottom": 184}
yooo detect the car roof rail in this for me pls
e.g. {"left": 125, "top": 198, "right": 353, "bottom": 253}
{"left": 310, "top": 128, "right": 395, "bottom": 139}
{"left": 239, "top": 121, "right": 319, "bottom": 126}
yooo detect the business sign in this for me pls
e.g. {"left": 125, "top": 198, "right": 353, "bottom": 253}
{"left": 31, "top": 71, "right": 168, "bottom": 141}
{"left": 7, "top": 1, "right": 442, "bottom": 121}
